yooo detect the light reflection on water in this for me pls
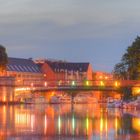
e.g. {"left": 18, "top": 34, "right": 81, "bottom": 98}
{"left": 0, "top": 104, "right": 140, "bottom": 140}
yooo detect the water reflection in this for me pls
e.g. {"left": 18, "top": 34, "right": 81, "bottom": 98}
{"left": 0, "top": 104, "right": 140, "bottom": 139}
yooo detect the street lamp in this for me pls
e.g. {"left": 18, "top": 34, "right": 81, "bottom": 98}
{"left": 71, "top": 81, "right": 76, "bottom": 86}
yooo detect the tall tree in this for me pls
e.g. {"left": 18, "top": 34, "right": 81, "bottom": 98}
{"left": 0, "top": 45, "right": 8, "bottom": 73}
{"left": 114, "top": 36, "right": 140, "bottom": 80}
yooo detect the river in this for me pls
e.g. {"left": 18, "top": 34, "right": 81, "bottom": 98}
{"left": 0, "top": 103, "right": 139, "bottom": 140}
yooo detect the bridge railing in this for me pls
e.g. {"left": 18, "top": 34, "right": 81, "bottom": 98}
{"left": 14, "top": 79, "right": 140, "bottom": 88}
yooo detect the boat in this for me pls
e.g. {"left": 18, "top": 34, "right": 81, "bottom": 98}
{"left": 107, "top": 97, "right": 122, "bottom": 108}
{"left": 50, "top": 96, "right": 61, "bottom": 104}
{"left": 123, "top": 96, "right": 140, "bottom": 109}
{"left": 23, "top": 96, "right": 48, "bottom": 104}
{"left": 50, "top": 95, "right": 71, "bottom": 104}
{"left": 60, "top": 96, "right": 71, "bottom": 103}
{"left": 74, "top": 94, "right": 97, "bottom": 104}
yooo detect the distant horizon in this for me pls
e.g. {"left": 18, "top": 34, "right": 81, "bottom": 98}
{"left": 1, "top": 0, "right": 140, "bottom": 72}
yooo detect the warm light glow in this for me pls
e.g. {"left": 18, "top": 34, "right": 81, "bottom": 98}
{"left": 132, "top": 118, "right": 140, "bottom": 132}
{"left": 86, "top": 81, "right": 89, "bottom": 86}
{"left": 58, "top": 115, "right": 61, "bottom": 134}
{"left": 15, "top": 87, "right": 31, "bottom": 91}
{"left": 15, "top": 112, "right": 30, "bottom": 127}
{"left": 132, "top": 87, "right": 140, "bottom": 95}
{"left": 31, "top": 115, "right": 35, "bottom": 131}
{"left": 100, "top": 117, "right": 103, "bottom": 133}
{"left": 3, "top": 95, "right": 6, "bottom": 102}
{"left": 114, "top": 81, "right": 119, "bottom": 87}
{"left": 100, "top": 81, "right": 104, "bottom": 86}
{"left": 44, "top": 82, "right": 47, "bottom": 87}
{"left": 99, "top": 76, "right": 103, "bottom": 79}
{"left": 72, "top": 115, "right": 75, "bottom": 135}
{"left": 71, "top": 81, "right": 76, "bottom": 86}
{"left": 31, "top": 83, "right": 34, "bottom": 87}
{"left": 44, "top": 115, "right": 47, "bottom": 134}
{"left": 17, "top": 79, "right": 21, "bottom": 82}
{"left": 105, "top": 76, "right": 108, "bottom": 80}
{"left": 115, "top": 117, "right": 118, "bottom": 130}
{"left": 86, "top": 117, "right": 89, "bottom": 134}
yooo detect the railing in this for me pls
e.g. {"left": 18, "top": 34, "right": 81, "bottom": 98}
{"left": 14, "top": 79, "right": 140, "bottom": 88}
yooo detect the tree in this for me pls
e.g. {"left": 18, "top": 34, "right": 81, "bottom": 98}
{"left": 0, "top": 45, "right": 8, "bottom": 73}
{"left": 113, "top": 62, "right": 127, "bottom": 80}
{"left": 113, "top": 36, "right": 140, "bottom": 80}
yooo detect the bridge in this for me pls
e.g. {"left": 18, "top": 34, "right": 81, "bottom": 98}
{"left": 15, "top": 80, "right": 140, "bottom": 93}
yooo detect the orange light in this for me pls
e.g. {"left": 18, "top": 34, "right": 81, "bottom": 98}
{"left": 132, "top": 118, "right": 140, "bottom": 132}
{"left": 105, "top": 76, "right": 108, "bottom": 80}
{"left": 114, "top": 81, "right": 119, "bottom": 87}
{"left": 3, "top": 95, "right": 6, "bottom": 102}
{"left": 99, "top": 76, "right": 103, "bottom": 79}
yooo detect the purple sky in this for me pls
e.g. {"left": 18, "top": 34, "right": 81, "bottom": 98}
{"left": 0, "top": 0, "right": 140, "bottom": 72}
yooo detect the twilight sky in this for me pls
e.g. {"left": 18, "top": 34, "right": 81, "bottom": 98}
{"left": 0, "top": 0, "right": 140, "bottom": 72}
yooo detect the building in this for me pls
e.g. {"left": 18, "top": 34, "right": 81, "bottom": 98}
{"left": 6, "top": 57, "right": 44, "bottom": 86}
{"left": 93, "top": 71, "right": 113, "bottom": 81}
{"left": 36, "top": 59, "right": 93, "bottom": 82}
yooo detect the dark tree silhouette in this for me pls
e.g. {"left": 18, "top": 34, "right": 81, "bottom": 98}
{"left": 0, "top": 45, "right": 8, "bottom": 73}
{"left": 114, "top": 36, "right": 140, "bottom": 80}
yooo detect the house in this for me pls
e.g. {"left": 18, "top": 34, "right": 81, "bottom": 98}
{"left": 35, "top": 59, "right": 93, "bottom": 82}
{"left": 6, "top": 57, "right": 44, "bottom": 86}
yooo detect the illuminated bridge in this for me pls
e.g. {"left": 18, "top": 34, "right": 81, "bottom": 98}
{"left": 15, "top": 80, "right": 140, "bottom": 92}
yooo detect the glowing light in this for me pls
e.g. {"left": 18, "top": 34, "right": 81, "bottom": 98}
{"left": 31, "top": 115, "right": 35, "bottom": 131}
{"left": 44, "top": 82, "right": 47, "bottom": 87}
{"left": 31, "top": 83, "right": 34, "bottom": 87}
{"left": 3, "top": 95, "right": 6, "bottom": 102}
{"left": 86, "top": 81, "right": 89, "bottom": 86}
{"left": 114, "top": 81, "right": 119, "bottom": 87}
{"left": 100, "top": 117, "right": 103, "bottom": 133}
{"left": 99, "top": 76, "right": 103, "bottom": 79}
{"left": 15, "top": 111, "right": 32, "bottom": 128}
{"left": 71, "top": 81, "right": 76, "bottom": 86}
{"left": 17, "top": 79, "right": 21, "bottom": 82}
{"left": 86, "top": 117, "right": 89, "bottom": 133}
{"left": 105, "top": 76, "right": 108, "bottom": 80}
{"left": 132, "top": 87, "right": 140, "bottom": 95}
{"left": 72, "top": 115, "right": 75, "bottom": 135}
{"left": 58, "top": 115, "right": 61, "bottom": 134}
{"left": 100, "top": 81, "right": 104, "bottom": 86}
{"left": 15, "top": 87, "right": 31, "bottom": 91}
{"left": 44, "top": 115, "right": 47, "bottom": 134}
{"left": 115, "top": 117, "right": 118, "bottom": 130}
{"left": 132, "top": 118, "right": 140, "bottom": 132}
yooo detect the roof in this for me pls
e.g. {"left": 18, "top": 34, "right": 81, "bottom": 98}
{"left": 46, "top": 61, "right": 90, "bottom": 72}
{"left": 7, "top": 57, "right": 41, "bottom": 73}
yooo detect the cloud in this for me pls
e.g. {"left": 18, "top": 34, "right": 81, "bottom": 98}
{"left": 0, "top": 0, "right": 140, "bottom": 71}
